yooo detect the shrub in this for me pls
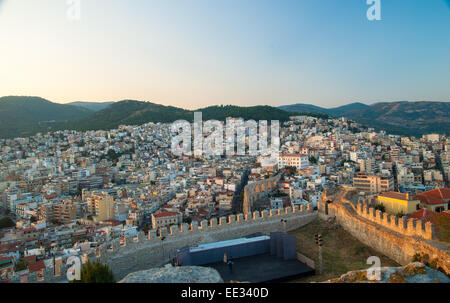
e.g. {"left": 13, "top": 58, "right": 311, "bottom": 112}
{"left": 375, "top": 204, "right": 386, "bottom": 213}
{"left": 71, "top": 260, "right": 115, "bottom": 283}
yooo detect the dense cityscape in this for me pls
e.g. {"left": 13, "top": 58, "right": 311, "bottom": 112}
{"left": 0, "top": 114, "right": 448, "bottom": 282}
{"left": 0, "top": 0, "right": 449, "bottom": 291}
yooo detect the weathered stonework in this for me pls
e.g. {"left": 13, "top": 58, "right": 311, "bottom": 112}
{"left": 14, "top": 203, "right": 316, "bottom": 282}
{"left": 318, "top": 190, "right": 450, "bottom": 275}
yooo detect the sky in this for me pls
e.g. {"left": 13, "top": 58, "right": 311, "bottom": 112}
{"left": 0, "top": 0, "right": 449, "bottom": 109}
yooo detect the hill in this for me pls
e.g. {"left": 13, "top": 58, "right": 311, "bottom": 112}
{"left": 72, "top": 102, "right": 327, "bottom": 131}
{"left": 279, "top": 103, "right": 330, "bottom": 115}
{"left": 280, "top": 101, "right": 450, "bottom": 136}
{"left": 71, "top": 100, "right": 192, "bottom": 131}
{"left": 195, "top": 105, "right": 327, "bottom": 121}
{"left": 279, "top": 102, "right": 370, "bottom": 116}
{"left": 344, "top": 101, "right": 450, "bottom": 136}
{"left": 68, "top": 101, "right": 115, "bottom": 112}
{"left": 1, "top": 97, "right": 447, "bottom": 138}
{"left": 1, "top": 97, "right": 325, "bottom": 138}
{"left": 0, "top": 96, "right": 93, "bottom": 138}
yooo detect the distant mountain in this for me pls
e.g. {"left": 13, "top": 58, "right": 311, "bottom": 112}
{"left": 195, "top": 105, "right": 322, "bottom": 121}
{"left": 326, "top": 102, "right": 370, "bottom": 116}
{"left": 71, "top": 100, "right": 192, "bottom": 131}
{"left": 279, "top": 102, "right": 370, "bottom": 116}
{"left": 280, "top": 101, "right": 450, "bottom": 136}
{"left": 71, "top": 101, "right": 326, "bottom": 131}
{"left": 279, "top": 103, "right": 329, "bottom": 115}
{"left": 0, "top": 96, "right": 93, "bottom": 138}
{"left": 344, "top": 101, "right": 450, "bottom": 136}
{"left": 68, "top": 101, "right": 115, "bottom": 112}
{"left": 1, "top": 96, "right": 447, "bottom": 138}
{"left": 2, "top": 97, "right": 324, "bottom": 138}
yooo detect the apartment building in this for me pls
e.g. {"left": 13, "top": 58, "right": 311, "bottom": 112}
{"left": 278, "top": 154, "right": 309, "bottom": 170}
{"left": 40, "top": 200, "right": 80, "bottom": 225}
{"left": 151, "top": 211, "right": 182, "bottom": 230}
{"left": 86, "top": 193, "right": 115, "bottom": 222}
{"left": 353, "top": 173, "right": 394, "bottom": 194}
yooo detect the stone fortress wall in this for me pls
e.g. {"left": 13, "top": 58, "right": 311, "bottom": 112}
{"left": 356, "top": 201, "right": 434, "bottom": 240}
{"left": 13, "top": 203, "right": 317, "bottom": 282}
{"left": 318, "top": 191, "right": 450, "bottom": 275}
{"left": 243, "top": 175, "right": 281, "bottom": 213}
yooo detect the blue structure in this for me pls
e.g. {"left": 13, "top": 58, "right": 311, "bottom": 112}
{"left": 177, "top": 232, "right": 297, "bottom": 266}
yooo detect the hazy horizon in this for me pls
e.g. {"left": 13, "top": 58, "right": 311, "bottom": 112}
{"left": 0, "top": 0, "right": 449, "bottom": 110}
{"left": 2, "top": 95, "right": 450, "bottom": 111}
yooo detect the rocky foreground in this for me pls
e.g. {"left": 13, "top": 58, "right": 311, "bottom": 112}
{"left": 118, "top": 262, "right": 449, "bottom": 283}
{"left": 118, "top": 264, "right": 224, "bottom": 283}
{"left": 326, "top": 262, "right": 450, "bottom": 283}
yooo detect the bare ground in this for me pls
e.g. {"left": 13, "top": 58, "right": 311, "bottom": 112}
{"left": 289, "top": 218, "right": 399, "bottom": 282}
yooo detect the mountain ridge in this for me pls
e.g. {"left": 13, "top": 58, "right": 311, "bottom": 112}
{"left": 0, "top": 96, "right": 448, "bottom": 138}
{"left": 280, "top": 101, "right": 450, "bottom": 136}
{"left": 68, "top": 101, "right": 115, "bottom": 112}
{"left": 0, "top": 97, "right": 326, "bottom": 138}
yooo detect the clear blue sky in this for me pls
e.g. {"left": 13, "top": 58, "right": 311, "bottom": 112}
{"left": 0, "top": 0, "right": 449, "bottom": 109}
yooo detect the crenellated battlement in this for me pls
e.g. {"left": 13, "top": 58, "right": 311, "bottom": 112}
{"left": 355, "top": 202, "right": 434, "bottom": 240}
{"left": 318, "top": 193, "right": 449, "bottom": 275}
{"left": 10, "top": 203, "right": 316, "bottom": 283}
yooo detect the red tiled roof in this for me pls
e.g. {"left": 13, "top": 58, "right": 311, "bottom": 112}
{"left": 197, "top": 209, "right": 209, "bottom": 215}
{"left": 407, "top": 208, "right": 450, "bottom": 234}
{"left": 153, "top": 211, "right": 180, "bottom": 218}
{"left": 414, "top": 188, "right": 450, "bottom": 206}
{"left": 0, "top": 243, "right": 20, "bottom": 254}
{"left": 24, "top": 255, "right": 36, "bottom": 263}
{"left": 280, "top": 154, "right": 301, "bottom": 157}
{"left": 28, "top": 260, "right": 45, "bottom": 273}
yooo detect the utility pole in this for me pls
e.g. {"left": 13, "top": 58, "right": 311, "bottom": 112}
{"left": 315, "top": 233, "right": 323, "bottom": 275}
{"left": 161, "top": 236, "right": 166, "bottom": 258}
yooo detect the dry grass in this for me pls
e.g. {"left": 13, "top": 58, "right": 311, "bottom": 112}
{"left": 289, "top": 218, "right": 399, "bottom": 282}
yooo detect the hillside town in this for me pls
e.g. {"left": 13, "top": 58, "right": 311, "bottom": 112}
{"left": 0, "top": 115, "right": 449, "bottom": 282}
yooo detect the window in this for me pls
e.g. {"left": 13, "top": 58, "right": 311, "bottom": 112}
{"left": 434, "top": 206, "right": 444, "bottom": 213}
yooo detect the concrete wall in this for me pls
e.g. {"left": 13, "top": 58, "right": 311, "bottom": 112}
{"left": 296, "top": 252, "right": 315, "bottom": 269}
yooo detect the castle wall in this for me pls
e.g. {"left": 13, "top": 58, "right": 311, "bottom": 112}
{"left": 18, "top": 203, "right": 316, "bottom": 282}
{"left": 318, "top": 198, "right": 450, "bottom": 275}
{"left": 243, "top": 175, "right": 281, "bottom": 213}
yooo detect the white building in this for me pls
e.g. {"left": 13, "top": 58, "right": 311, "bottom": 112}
{"left": 278, "top": 154, "right": 309, "bottom": 170}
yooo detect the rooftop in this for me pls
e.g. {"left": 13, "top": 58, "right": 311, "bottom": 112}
{"left": 153, "top": 211, "right": 181, "bottom": 218}
{"left": 378, "top": 191, "right": 410, "bottom": 201}
{"left": 189, "top": 236, "right": 270, "bottom": 253}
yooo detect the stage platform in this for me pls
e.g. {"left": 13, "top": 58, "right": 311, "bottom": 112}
{"left": 205, "top": 253, "right": 315, "bottom": 283}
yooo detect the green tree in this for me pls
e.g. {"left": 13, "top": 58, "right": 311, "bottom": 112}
{"left": 396, "top": 211, "right": 405, "bottom": 218}
{"left": 15, "top": 260, "right": 28, "bottom": 272}
{"left": 107, "top": 149, "right": 121, "bottom": 161}
{"left": 0, "top": 217, "right": 15, "bottom": 229}
{"left": 375, "top": 203, "right": 386, "bottom": 213}
{"left": 71, "top": 260, "right": 115, "bottom": 283}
